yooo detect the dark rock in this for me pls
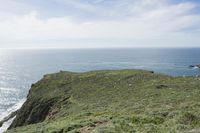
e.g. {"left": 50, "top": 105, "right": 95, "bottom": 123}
{"left": 149, "top": 71, "right": 154, "bottom": 73}
{"left": 189, "top": 65, "right": 195, "bottom": 68}
{"left": 9, "top": 99, "right": 56, "bottom": 128}
{"left": 156, "top": 85, "right": 168, "bottom": 89}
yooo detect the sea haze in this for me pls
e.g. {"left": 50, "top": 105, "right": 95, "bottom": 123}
{"left": 0, "top": 48, "right": 200, "bottom": 123}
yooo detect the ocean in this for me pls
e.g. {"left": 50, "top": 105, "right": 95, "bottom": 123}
{"left": 0, "top": 48, "right": 200, "bottom": 131}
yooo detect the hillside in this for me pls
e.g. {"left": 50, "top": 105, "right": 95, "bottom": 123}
{"left": 5, "top": 69, "right": 200, "bottom": 133}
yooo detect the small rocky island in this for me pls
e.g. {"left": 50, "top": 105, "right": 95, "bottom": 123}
{"left": 5, "top": 69, "right": 200, "bottom": 133}
{"left": 189, "top": 64, "right": 200, "bottom": 68}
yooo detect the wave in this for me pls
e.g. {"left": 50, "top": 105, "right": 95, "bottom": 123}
{"left": 192, "top": 66, "right": 199, "bottom": 69}
{"left": 0, "top": 99, "right": 25, "bottom": 133}
{"left": 0, "top": 117, "right": 15, "bottom": 133}
{"left": 0, "top": 87, "right": 17, "bottom": 92}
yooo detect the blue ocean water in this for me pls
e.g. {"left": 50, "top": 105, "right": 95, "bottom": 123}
{"left": 0, "top": 48, "right": 200, "bottom": 129}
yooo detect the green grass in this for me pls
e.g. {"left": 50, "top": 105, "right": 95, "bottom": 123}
{"left": 5, "top": 69, "right": 200, "bottom": 133}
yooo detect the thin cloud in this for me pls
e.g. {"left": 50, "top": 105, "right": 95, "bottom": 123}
{"left": 0, "top": 0, "right": 199, "bottom": 48}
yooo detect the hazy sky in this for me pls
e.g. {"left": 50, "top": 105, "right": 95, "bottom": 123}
{"left": 0, "top": 0, "right": 200, "bottom": 48}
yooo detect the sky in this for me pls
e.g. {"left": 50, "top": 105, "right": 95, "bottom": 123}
{"left": 0, "top": 0, "right": 200, "bottom": 48}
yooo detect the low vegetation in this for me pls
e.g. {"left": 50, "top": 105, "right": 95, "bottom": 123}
{"left": 5, "top": 69, "right": 200, "bottom": 133}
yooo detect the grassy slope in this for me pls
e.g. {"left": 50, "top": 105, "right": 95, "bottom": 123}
{"left": 6, "top": 69, "right": 200, "bottom": 133}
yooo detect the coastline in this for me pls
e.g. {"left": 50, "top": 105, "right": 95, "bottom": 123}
{"left": 0, "top": 117, "right": 15, "bottom": 133}
{"left": 5, "top": 69, "right": 200, "bottom": 133}
{"left": 0, "top": 99, "right": 25, "bottom": 133}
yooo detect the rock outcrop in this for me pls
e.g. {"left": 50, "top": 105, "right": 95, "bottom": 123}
{"left": 189, "top": 64, "right": 200, "bottom": 68}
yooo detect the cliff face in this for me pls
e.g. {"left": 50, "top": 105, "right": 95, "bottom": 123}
{"left": 10, "top": 71, "right": 73, "bottom": 128}
{"left": 6, "top": 70, "right": 200, "bottom": 133}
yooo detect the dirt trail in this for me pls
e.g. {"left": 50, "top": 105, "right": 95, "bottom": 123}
{"left": 80, "top": 121, "right": 108, "bottom": 133}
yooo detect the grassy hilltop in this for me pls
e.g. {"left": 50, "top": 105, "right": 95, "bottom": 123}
{"left": 6, "top": 69, "right": 200, "bottom": 133}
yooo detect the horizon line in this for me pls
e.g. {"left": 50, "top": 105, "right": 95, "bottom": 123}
{"left": 0, "top": 46, "right": 200, "bottom": 50}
